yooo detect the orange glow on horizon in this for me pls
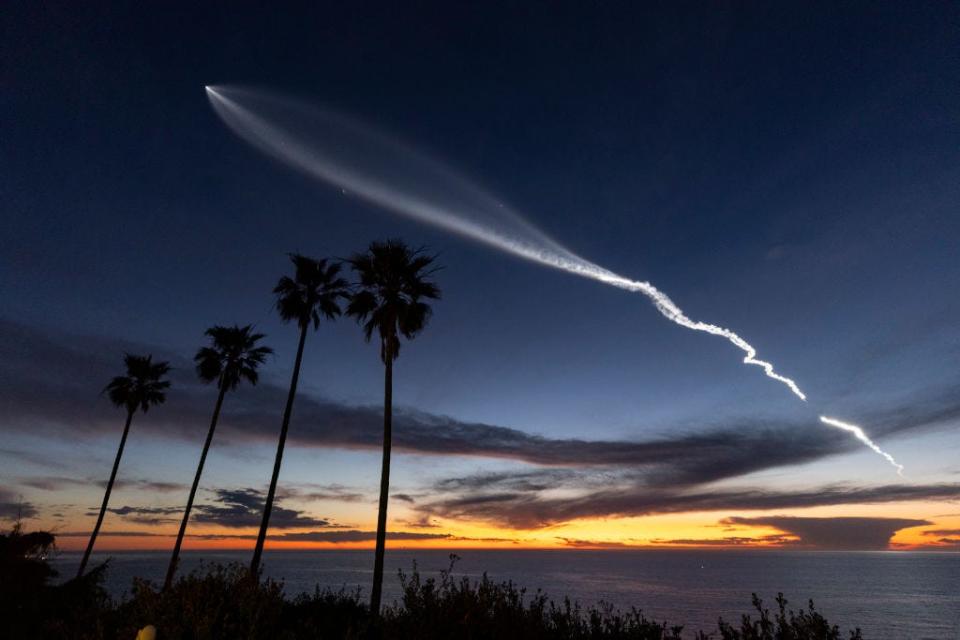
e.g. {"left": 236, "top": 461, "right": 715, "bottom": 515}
{"left": 46, "top": 503, "right": 960, "bottom": 553}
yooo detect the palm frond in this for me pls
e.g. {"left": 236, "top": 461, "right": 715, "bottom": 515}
{"left": 346, "top": 239, "right": 441, "bottom": 363}
{"left": 274, "top": 253, "right": 350, "bottom": 330}
{"left": 194, "top": 325, "right": 273, "bottom": 391}
{"left": 103, "top": 353, "right": 171, "bottom": 414}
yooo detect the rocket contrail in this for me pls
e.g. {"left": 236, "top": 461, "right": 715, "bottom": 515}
{"left": 205, "top": 85, "right": 907, "bottom": 473}
{"left": 819, "top": 416, "right": 904, "bottom": 475}
{"left": 205, "top": 86, "right": 806, "bottom": 400}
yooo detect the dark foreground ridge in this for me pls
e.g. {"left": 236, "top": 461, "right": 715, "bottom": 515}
{"left": 3, "top": 528, "right": 863, "bottom": 639}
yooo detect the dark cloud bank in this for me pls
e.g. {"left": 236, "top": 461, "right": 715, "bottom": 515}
{"left": 4, "top": 320, "right": 959, "bottom": 547}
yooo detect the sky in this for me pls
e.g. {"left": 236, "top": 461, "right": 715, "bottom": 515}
{"left": 2, "top": 3, "right": 959, "bottom": 553}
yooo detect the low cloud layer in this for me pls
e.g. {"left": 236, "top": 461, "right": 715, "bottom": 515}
{"left": 0, "top": 488, "right": 37, "bottom": 520}
{"left": 4, "top": 319, "right": 955, "bottom": 484}
{"left": 723, "top": 516, "right": 931, "bottom": 550}
{"left": 4, "top": 319, "right": 959, "bottom": 536}
{"left": 24, "top": 476, "right": 185, "bottom": 493}
{"left": 417, "top": 481, "right": 960, "bottom": 529}
{"left": 97, "top": 487, "right": 340, "bottom": 530}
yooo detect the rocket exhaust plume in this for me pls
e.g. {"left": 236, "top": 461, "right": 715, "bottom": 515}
{"left": 819, "top": 416, "right": 905, "bottom": 475}
{"left": 205, "top": 85, "right": 902, "bottom": 473}
{"left": 205, "top": 86, "right": 806, "bottom": 399}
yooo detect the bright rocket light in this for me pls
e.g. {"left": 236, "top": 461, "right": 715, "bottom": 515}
{"left": 820, "top": 416, "right": 905, "bottom": 476}
{"left": 205, "top": 85, "right": 908, "bottom": 473}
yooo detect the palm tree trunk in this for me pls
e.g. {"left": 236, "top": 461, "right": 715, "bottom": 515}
{"left": 250, "top": 323, "right": 308, "bottom": 576}
{"left": 369, "top": 352, "right": 393, "bottom": 616}
{"left": 164, "top": 383, "right": 227, "bottom": 590}
{"left": 77, "top": 409, "right": 134, "bottom": 578}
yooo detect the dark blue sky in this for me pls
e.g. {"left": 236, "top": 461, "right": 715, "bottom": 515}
{"left": 3, "top": 3, "right": 959, "bottom": 547}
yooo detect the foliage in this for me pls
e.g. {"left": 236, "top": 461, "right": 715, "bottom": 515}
{"left": 103, "top": 353, "right": 171, "bottom": 414}
{"left": 274, "top": 253, "right": 350, "bottom": 330}
{"left": 346, "top": 239, "right": 440, "bottom": 362}
{"left": 381, "top": 554, "right": 683, "bottom": 639}
{"left": 1, "top": 523, "right": 111, "bottom": 640}
{"left": 709, "top": 593, "right": 863, "bottom": 640}
{"left": 5, "top": 534, "right": 868, "bottom": 640}
{"left": 194, "top": 324, "right": 272, "bottom": 390}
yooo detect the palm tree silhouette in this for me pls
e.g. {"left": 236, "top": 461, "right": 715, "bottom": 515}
{"left": 77, "top": 354, "right": 170, "bottom": 578}
{"left": 164, "top": 325, "right": 272, "bottom": 590}
{"left": 249, "top": 254, "right": 349, "bottom": 576}
{"left": 346, "top": 239, "right": 440, "bottom": 615}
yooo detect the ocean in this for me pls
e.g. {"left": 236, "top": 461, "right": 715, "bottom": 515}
{"left": 51, "top": 549, "right": 959, "bottom": 639}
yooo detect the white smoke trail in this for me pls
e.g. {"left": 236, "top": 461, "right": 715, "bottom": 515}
{"left": 205, "top": 85, "right": 910, "bottom": 473}
{"left": 205, "top": 86, "right": 806, "bottom": 401}
{"left": 819, "top": 416, "right": 905, "bottom": 476}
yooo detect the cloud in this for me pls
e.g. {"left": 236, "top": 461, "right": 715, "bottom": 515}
{"left": 3, "top": 319, "right": 956, "bottom": 490}
{"left": 417, "top": 482, "right": 960, "bottom": 529}
{"left": 723, "top": 516, "right": 931, "bottom": 550}
{"left": 86, "top": 488, "right": 338, "bottom": 530}
{"left": 283, "top": 484, "right": 367, "bottom": 503}
{"left": 648, "top": 536, "right": 791, "bottom": 547}
{"left": 0, "top": 447, "right": 67, "bottom": 469}
{"left": 395, "top": 515, "right": 441, "bottom": 529}
{"left": 0, "top": 488, "right": 37, "bottom": 520}
{"left": 557, "top": 538, "right": 639, "bottom": 549}
{"left": 56, "top": 530, "right": 167, "bottom": 538}
{"left": 189, "top": 488, "right": 335, "bottom": 529}
{"left": 5, "top": 320, "right": 960, "bottom": 533}
{"left": 922, "top": 528, "right": 960, "bottom": 536}
{"left": 101, "top": 505, "right": 183, "bottom": 526}
{"left": 21, "top": 475, "right": 185, "bottom": 493}
{"left": 269, "top": 530, "right": 450, "bottom": 543}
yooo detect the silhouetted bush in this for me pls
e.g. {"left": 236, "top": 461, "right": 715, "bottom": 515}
{"left": 6, "top": 530, "right": 866, "bottom": 639}
{"left": 1, "top": 524, "right": 111, "bottom": 639}
{"left": 380, "top": 556, "right": 682, "bottom": 639}
{"left": 710, "top": 593, "right": 863, "bottom": 640}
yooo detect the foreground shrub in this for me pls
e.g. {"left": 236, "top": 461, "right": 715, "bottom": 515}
{"left": 6, "top": 528, "right": 867, "bottom": 639}
{"left": 711, "top": 593, "right": 863, "bottom": 640}
{"left": 380, "top": 556, "right": 683, "bottom": 639}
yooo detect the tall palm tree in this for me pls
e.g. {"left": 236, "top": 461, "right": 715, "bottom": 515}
{"left": 346, "top": 239, "right": 440, "bottom": 615}
{"left": 77, "top": 354, "right": 170, "bottom": 578}
{"left": 249, "top": 254, "right": 349, "bottom": 576}
{"left": 164, "top": 325, "right": 272, "bottom": 590}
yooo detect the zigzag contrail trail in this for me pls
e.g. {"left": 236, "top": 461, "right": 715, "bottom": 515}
{"left": 820, "top": 416, "right": 904, "bottom": 475}
{"left": 205, "top": 85, "right": 907, "bottom": 474}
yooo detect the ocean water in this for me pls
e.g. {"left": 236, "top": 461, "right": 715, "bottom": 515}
{"left": 52, "top": 549, "right": 959, "bottom": 639}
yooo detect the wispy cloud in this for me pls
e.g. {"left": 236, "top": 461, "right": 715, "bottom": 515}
{"left": 648, "top": 536, "right": 790, "bottom": 547}
{"left": 557, "top": 538, "right": 641, "bottom": 549}
{"left": 417, "top": 482, "right": 960, "bottom": 529}
{"left": 268, "top": 530, "right": 449, "bottom": 543}
{"left": 4, "top": 320, "right": 959, "bottom": 535}
{"left": 21, "top": 475, "right": 185, "bottom": 493}
{"left": 0, "top": 488, "right": 37, "bottom": 520}
{"left": 282, "top": 484, "right": 367, "bottom": 503}
{"left": 921, "top": 528, "right": 960, "bottom": 537}
{"left": 3, "top": 319, "right": 956, "bottom": 486}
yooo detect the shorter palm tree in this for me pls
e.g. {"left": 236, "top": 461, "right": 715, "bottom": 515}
{"left": 346, "top": 239, "right": 440, "bottom": 615}
{"left": 249, "top": 254, "right": 350, "bottom": 576}
{"left": 77, "top": 354, "right": 170, "bottom": 578}
{"left": 164, "top": 325, "right": 271, "bottom": 590}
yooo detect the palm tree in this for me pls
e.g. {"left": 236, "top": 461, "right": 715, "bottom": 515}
{"left": 346, "top": 239, "right": 440, "bottom": 615}
{"left": 249, "top": 254, "right": 349, "bottom": 576}
{"left": 164, "top": 325, "right": 272, "bottom": 590}
{"left": 77, "top": 354, "right": 170, "bottom": 578}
